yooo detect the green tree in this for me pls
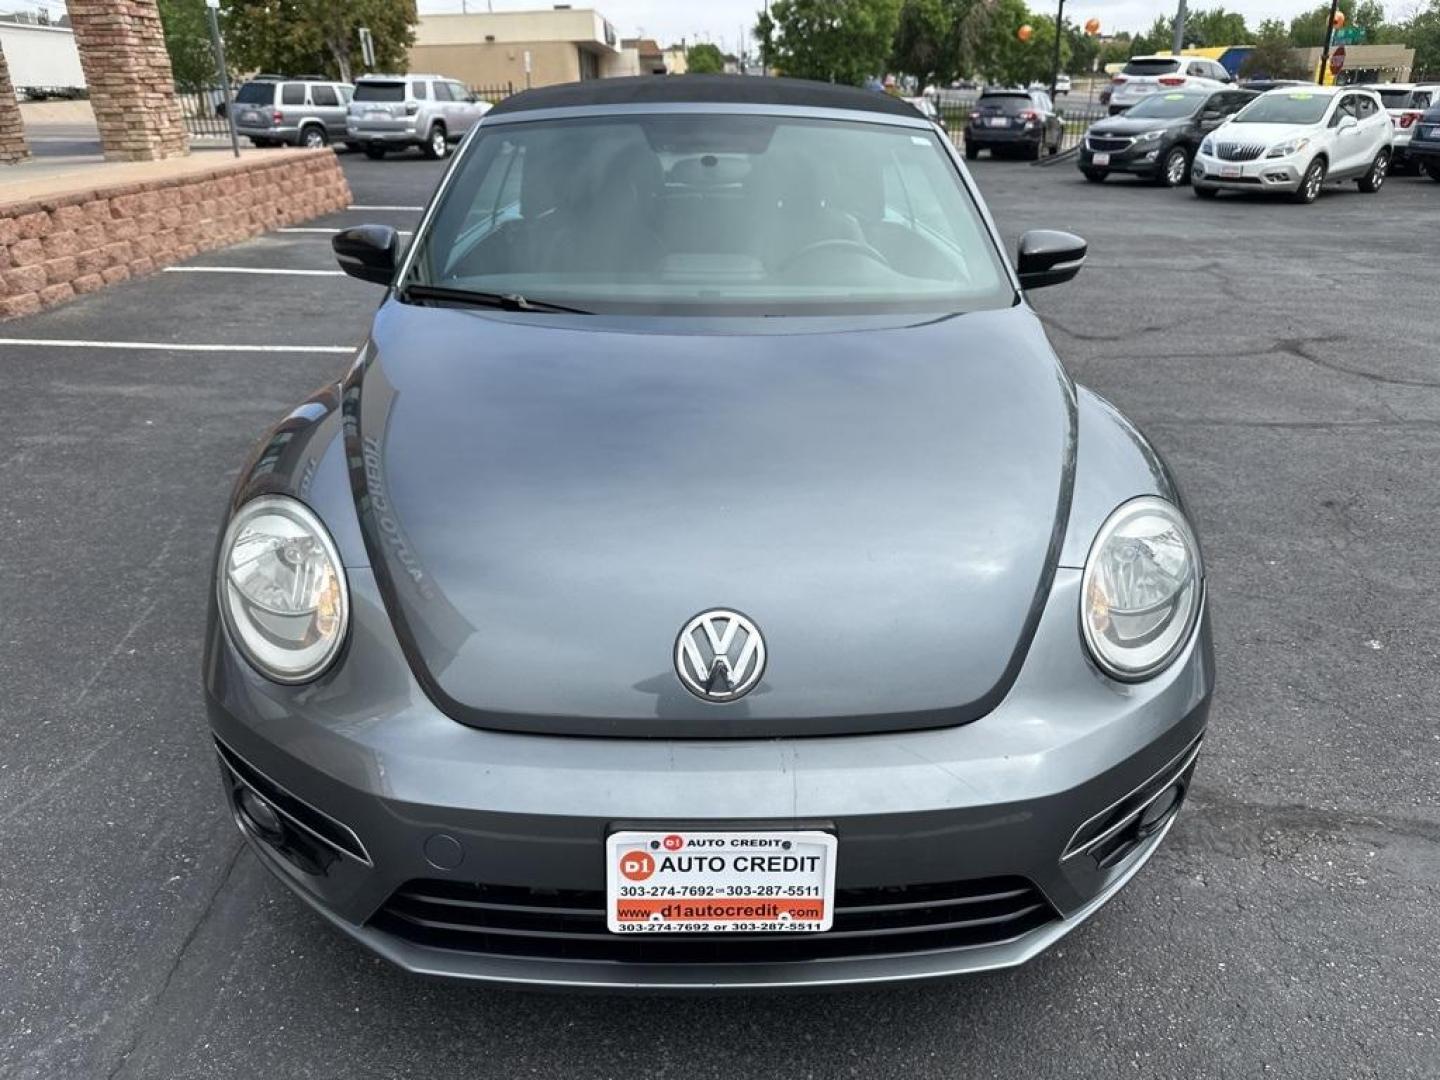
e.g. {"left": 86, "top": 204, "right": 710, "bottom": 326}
{"left": 1186, "top": 8, "right": 1253, "bottom": 46}
{"left": 223, "top": 0, "right": 418, "bottom": 83}
{"left": 754, "top": 0, "right": 903, "bottom": 85}
{"left": 891, "top": 0, "right": 950, "bottom": 87}
{"left": 685, "top": 42, "right": 726, "bottom": 74}
{"left": 971, "top": 0, "right": 1065, "bottom": 87}
{"left": 889, "top": 0, "right": 991, "bottom": 88}
{"left": 158, "top": 0, "right": 217, "bottom": 91}
{"left": 1239, "top": 20, "right": 1307, "bottom": 79}
{"left": 1131, "top": 16, "right": 1173, "bottom": 55}
{"left": 1290, "top": 1, "right": 1338, "bottom": 47}
{"left": 1408, "top": 0, "right": 1440, "bottom": 78}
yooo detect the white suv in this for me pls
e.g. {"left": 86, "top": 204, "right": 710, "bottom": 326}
{"left": 1192, "top": 86, "right": 1393, "bottom": 203}
{"left": 1366, "top": 84, "right": 1440, "bottom": 169}
{"left": 1109, "top": 56, "right": 1231, "bottom": 114}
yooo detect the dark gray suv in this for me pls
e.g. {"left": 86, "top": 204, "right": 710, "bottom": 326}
{"left": 206, "top": 76, "right": 1213, "bottom": 990}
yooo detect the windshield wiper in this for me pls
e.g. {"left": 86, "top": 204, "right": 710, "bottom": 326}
{"left": 398, "top": 282, "right": 591, "bottom": 314}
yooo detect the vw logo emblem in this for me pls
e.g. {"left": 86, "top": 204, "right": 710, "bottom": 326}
{"left": 674, "top": 609, "right": 766, "bottom": 702}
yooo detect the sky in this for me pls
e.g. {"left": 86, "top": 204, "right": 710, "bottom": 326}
{"left": 416, "top": 0, "right": 1427, "bottom": 48}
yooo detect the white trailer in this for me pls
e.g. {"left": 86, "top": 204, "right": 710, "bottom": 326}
{"left": 0, "top": 23, "right": 87, "bottom": 97}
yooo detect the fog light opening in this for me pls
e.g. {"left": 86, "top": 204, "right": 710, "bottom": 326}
{"left": 238, "top": 787, "right": 284, "bottom": 839}
{"left": 1136, "top": 782, "right": 1184, "bottom": 837}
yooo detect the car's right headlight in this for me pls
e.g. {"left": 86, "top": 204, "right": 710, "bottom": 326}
{"left": 1081, "top": 496, "right": 1202, "bottom": 681}
{"left": 217, "top": 495, "right": 349, "bottom": 683}
{"left": 1267, "top": 136, "right": 1310, "bottom": 158}
{"left": 1200, "top": 136, "right": 1214, "bottom": 155}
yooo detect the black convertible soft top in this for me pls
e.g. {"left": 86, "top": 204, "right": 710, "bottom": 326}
{"left": 487, "top": 75, "right": 924, "bottom": 119}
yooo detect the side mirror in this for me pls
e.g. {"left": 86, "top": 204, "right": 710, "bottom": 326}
{"left": 332, "top": 225, "right": 399, "bottom": 285}
{"left": 1016, "top": 230, "right": 1087, "bottom": 290}
{"left": 1338, "top": 114, "right": 1359, "bottom": 131}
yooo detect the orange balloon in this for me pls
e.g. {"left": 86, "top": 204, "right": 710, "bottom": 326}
{"left": 1332, "top": 10, "right": 1346, "bottom": 27}
{"left": 1018, "top": 23, "right": 1034, "bottom": 42}
{"left": 1084, "top": 17, "right": 1101, "bottom": 34}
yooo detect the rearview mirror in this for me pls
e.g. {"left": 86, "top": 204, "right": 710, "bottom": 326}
{"left": 333, "top": 225, "right": 399, "bottom": 286}
{"left": 1016, "top": 230, "right": 1087, "bottom": 290}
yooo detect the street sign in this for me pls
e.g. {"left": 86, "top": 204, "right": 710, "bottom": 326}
{"left": 1330, "top": 46, "right": 1346, "bottom": 75}
{"left": 1333, "top": 27, "right": 1366, "bottom": 45}
{"left": 358, "top": 27, "right": 375, "bottom": 69}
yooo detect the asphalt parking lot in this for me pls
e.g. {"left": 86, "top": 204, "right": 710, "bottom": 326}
{"left": 2, "top": 147, "right": 1438, "bottom": 1080}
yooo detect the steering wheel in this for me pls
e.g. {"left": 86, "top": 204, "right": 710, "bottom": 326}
{"left": 778, "top": 238, "right": 891, "bottom": 273}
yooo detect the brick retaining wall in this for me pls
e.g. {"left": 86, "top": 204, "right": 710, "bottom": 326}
{"left": 0, "top": 149, "right": 352, "bottom": 319}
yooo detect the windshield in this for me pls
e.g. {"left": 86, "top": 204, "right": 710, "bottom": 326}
{"left": 234, "top": 82, "right": 274, "bottom": 105}
{"left": 1123, "top": 59, "right": 1182, "bottom": 76}
{"left": 354, "top": 82, "right": 405, "bottom": 103}
{"left": 1125, "top": 92, "right": 1204, "bottom": 119}
{"left": 1234, "top": 91, "right": 1331, "bottom": 124}
{"left": 406, "top": 114, "right": 1013, "bottom": 316}
{"left": 977, "top": 94, "right": 1033, "bottom": 114}
{"left": 1374, "top": 88, "right": 1418, "bottom": 108}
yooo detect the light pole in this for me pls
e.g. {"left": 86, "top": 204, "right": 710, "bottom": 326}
{"left": 204, "top": 0, "right": 240, "bottom": 158}
{"left": 1173, "top": 0, "right": 1187, "bottom": 55}
{"left": 1049, "top": 0, "right": 1065, "bottom": 99}
{"left": 1317, "top": 0, "right": 1343, "bottom": 85}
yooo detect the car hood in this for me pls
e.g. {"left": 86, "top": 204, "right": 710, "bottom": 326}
{"left": 1210, "top": 121, "right": 1313, "bottom": 145}
{"left": 1088, "top": 115, "right": 1186, "bottom": 137}
{"left": 346, "top": 302, "right": 1075, "bottom": 738}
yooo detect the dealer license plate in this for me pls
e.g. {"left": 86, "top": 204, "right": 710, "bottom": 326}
{"left": 987, "top": 117, "right": 1009, "bottom": 128}
{"left": 1220, "top": 164, "right": 1243, "bottom": 178}
{"left": 1420, "top": 126, "right": 1438, "bottom": 140}
{"left": 606, "top": 830, "right": 837, "bottom": 934}
{"left": 1092, "top": 152, "right": 1111, "bottom": 166}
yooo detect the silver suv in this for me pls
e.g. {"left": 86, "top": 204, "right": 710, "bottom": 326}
{"left": 231, "top": 76, "right": 353, "bottom": 149}
{"left": 346, "top": 74, "right": 490, "bottom": 159}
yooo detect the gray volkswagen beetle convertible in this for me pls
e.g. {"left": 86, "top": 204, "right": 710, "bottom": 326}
{"left": 205, "top": 76, "right": 1213, "bottom": 989}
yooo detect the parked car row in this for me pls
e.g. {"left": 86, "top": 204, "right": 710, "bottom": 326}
{"left": 1078, "top": 85, "right": 1408, "bottom": 204}
{"left": 1079, "top": 87, "right": 1255, "bottom": 186}
{"left": 225, "top": 72, "right": 490, "bottom": 159}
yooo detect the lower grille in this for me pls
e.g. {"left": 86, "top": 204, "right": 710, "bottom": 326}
{"left": 1216, "top": 141, "right": 1265, "bottom": 162}
{"left": 371, "top": 875, "right": 1058, "bottom": 964}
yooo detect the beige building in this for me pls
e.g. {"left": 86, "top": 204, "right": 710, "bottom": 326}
{"left": 409, "top": 7, "right": 628, "bottom": 90}
{"left": 1295, "top": 44, "right": 1415, "bottom": 84}
{"left": 663, "top": 45, "right": 688, "bottom": 75}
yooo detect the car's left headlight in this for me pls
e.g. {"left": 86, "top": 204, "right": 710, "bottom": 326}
{"left": 217, "top": 495, "right": 349, "bottom": 683}
{"left": 1267, "top": 136, "right": 1310, "bottom": 158}
{"left": 1081, "top": 496, "right": 1202, "bottom": 681}
{"left": 1136, "top": 129, "right": 1164, "bottom": 142}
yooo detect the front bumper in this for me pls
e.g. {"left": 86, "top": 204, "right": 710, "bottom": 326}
{"left": 1192, "top": 151, "right": 1303, "bottom": 192}
{"left": 1078, "top": 140, "right": 1167, "bottom": 175}
{"left": 205, "top": 568, "right": 1213, "bottom": 989}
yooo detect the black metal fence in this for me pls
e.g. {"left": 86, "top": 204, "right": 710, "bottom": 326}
{"left": 179, "top": 89, "right": 231, "bottom": 139}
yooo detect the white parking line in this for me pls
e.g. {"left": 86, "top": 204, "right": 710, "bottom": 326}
{"left": 277, "top": 227, "right": 413, "bottom": 236}
{"left": 348, "top": 204, "right": 424, "bottom": 212}
{"left": 162, "top": 266, "right": 345, "bottom": 276}
{"left": 0, "top": 338, "right": 355, "bottom": 354}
